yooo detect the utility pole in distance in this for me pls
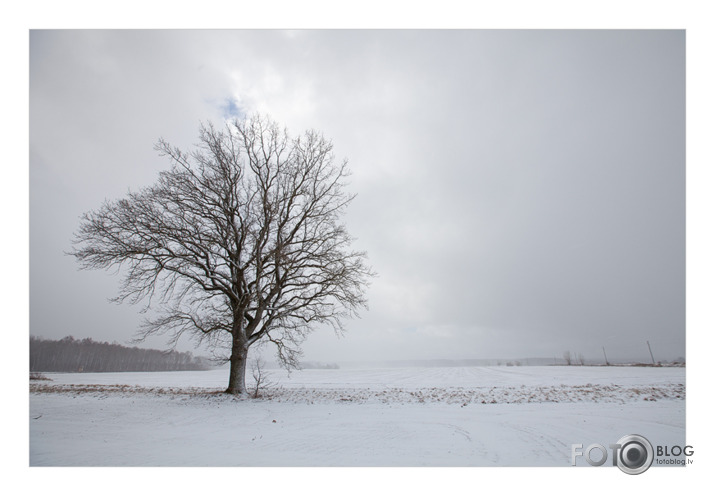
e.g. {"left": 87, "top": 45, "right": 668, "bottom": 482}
{"left": 602, "top": 346, "right": 610, "bottom": 366}
{"left": 647, "top": 341, "right": 656, "bottom": 365}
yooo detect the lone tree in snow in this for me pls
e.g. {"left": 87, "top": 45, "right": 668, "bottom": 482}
{"left": 71, "top": 115, "right": 373, "bottom": 395}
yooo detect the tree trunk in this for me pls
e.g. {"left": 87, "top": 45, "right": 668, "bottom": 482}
{"left": 226, "top": 337, "right": 249, "bottom": 395}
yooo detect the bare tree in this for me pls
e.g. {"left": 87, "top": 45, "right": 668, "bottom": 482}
{"left": 577, "top": 353, "right": 585, "bottom": 366}
{"left": 249, "top": 357, "right": 275, "bottom": 398}
{"left": 71, "top": 115, "right": 374, "bottom": 395}
{"left": 563, "top": 350, "right": 572, "bottom": 366}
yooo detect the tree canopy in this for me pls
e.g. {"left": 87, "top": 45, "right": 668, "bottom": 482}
{"left": 71, "top": 115, "right": 373, "bottom": 394}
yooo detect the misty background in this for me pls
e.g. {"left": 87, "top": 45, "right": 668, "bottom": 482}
{"left": 29, "top": 30, "right": 685, "bottom": 364}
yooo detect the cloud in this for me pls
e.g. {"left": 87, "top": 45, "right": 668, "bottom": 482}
{"left": 30, "top": 30, "right": 685, "bottom": 363}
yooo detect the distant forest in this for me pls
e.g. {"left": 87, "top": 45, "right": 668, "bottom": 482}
{"left": 30, "top": 336, "right": 212, "bottom": 373}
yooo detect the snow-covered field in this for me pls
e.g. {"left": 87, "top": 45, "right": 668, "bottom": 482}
{"left": 29, "top": 366, "right": 685, "bottom": 467}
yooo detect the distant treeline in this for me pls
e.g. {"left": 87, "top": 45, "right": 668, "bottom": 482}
{"left": 299, "top": 361, "right": 340, "bottom": 370}
{"left": 30, "top": 336, "right": 212, "bottom": 373}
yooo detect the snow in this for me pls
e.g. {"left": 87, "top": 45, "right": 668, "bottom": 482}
{"left": 29, "top": 366, "right": 685, "bottom": 467}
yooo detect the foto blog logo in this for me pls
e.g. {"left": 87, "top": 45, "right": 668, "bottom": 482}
{"left": 572, "top": 434, "right": 654, "bottom": 475}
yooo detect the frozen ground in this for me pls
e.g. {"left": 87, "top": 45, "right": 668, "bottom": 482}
{"left": 29, "top": 366, "right": 685, "bottom": 467}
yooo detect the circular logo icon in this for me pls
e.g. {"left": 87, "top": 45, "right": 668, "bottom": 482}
{"left": 616, "top": 434, "right": 654, "bottom": 475}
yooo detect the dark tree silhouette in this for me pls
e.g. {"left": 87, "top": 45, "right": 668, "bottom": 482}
{"left": 29, "top": 336, "right": 210, "bottom": 372}
{"left": 71, "top": 116, "right": 373, "bottom": 394}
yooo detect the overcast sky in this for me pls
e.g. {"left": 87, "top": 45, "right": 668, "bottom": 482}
{"left": 29, "top": 30, "right": 685, "bottom": 363}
